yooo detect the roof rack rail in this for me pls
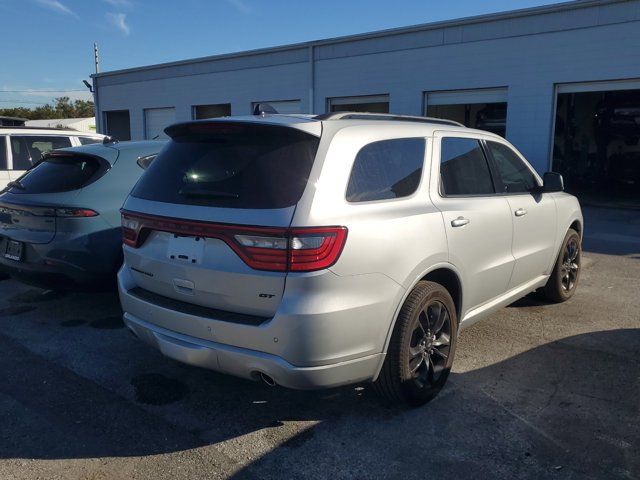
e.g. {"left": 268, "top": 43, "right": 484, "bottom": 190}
{"left": 313, "top": 112, "right": 464, "bottom": 127}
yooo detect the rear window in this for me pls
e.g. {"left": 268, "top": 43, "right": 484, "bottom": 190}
{"left": 8, "top": 154, "right": 106, "bottom": 194}
{"left": 131, "top": 123, "right": 320, "bottom": 209}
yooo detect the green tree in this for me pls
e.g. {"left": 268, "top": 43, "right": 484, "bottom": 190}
{"left": 0, "top": 97, "right": 95, "bottom": 120}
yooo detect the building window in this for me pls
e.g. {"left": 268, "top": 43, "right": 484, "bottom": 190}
{"left": 346, "top": 138, "right": 425, "bottom": 202}
{"left": 144, "top": 107, "right": 176, "bottom": 140}
{"left": 193, "top": 103, "right": 231, "bottom": 120}
{"left": 327, "top": 95, "right": 389, "bottom": 114}
{"left": 251, "top": 100, "right": 301, "bottom": 115}
{"left": 425, "top": 88, "right": 508, "bottom": 137}
{"left": 103, "top": 110, "right": 131, "bottom": 141}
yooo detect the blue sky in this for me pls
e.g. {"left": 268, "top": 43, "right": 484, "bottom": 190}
{"left": 0, "top": 0, "right": 562, "bottom": 108}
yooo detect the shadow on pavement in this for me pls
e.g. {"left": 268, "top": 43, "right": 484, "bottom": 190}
{"left": 0, "top": 328, "right": 637, "bottom": 479}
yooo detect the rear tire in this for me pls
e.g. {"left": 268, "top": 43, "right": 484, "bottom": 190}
{"left": 373, "top": 281, "right": 458, "bottom": 407}
{"left": 542, "top": 228, "right": 581, "bottom": 303}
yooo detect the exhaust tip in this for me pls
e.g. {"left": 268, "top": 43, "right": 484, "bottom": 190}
{"left": 259, "top": 372, "right": 276, "bottom": 387}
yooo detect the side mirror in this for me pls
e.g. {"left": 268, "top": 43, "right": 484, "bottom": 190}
{"left": 543, "top": 172, "right": 564, "bottom": 192}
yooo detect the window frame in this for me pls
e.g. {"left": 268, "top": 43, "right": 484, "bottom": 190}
{"left": 344, "top": 137, "right": 428, "bottom": 205}
{"left": 483, "top": 139, "right": 542, "bottom": 196}
{"left": 436, "top": 135, "right": 500, "bottom": 199}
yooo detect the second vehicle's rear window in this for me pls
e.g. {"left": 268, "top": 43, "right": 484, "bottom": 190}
{"left": 8, "top": 155, "right": 105, "bottom": 194}
{"left": 131, "top": 123, "right": 320, "bottom": 209}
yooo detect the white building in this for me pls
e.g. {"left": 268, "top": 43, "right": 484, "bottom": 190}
{"left": 92, "top": 0, "right": 640, "bottom": 206}
{"left": 25, "top": 117, "right": 96, "bottom": 133}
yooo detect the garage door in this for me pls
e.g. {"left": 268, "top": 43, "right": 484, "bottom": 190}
{"left": 425, "top": 88, "right": 508, "bottom": 137}
{"left": 553, "top": 79, "right": 640, "bottom": 208}
{"left": 144, "top": 107, "right": 176, "bottom": 140}
{"left": 252, "top": 100, "right": 301, "bottom": 114}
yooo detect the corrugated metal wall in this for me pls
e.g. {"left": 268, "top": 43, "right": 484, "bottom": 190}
{"left": 94, "top": 0, "right": 640, "bottom": 173}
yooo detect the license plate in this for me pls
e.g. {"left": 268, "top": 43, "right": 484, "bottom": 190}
{"left": 4, "top": 240, "right": 23, "bottom": 261}
{"left": 166, "top": 235, "right": 205, "bottom": 264}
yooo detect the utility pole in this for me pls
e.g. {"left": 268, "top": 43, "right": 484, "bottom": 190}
{"left": 94, "top": 42, "right": 100, "bottom": 74}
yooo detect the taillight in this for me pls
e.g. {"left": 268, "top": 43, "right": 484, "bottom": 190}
{"left": 121, "top": 210, "right": 347, "bottom": 272}
{"left": 54, "top": 208, "right": 99, "bottom": 217}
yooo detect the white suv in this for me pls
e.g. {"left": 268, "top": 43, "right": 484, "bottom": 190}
{"left": 117, "top": 112, "right": 582, "bottom": 406}
{"left": 0, "top": 127, "right": 105, "bottom": 187}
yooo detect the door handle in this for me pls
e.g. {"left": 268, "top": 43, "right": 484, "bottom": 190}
{"left": 451, "top": 216, "right": 470, "bottom": 227}
{"left": 514, "top": 208, "right": 528, "bottom": 217}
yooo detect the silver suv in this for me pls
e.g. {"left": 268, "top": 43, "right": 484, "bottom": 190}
{"left": 118, "top": 112, "right": 583, "bottom": 406}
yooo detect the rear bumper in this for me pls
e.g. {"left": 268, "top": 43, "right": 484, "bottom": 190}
{"left": 118, "top": 263, "right": 405, "bottom": 389}
{"left": 124, "top": 312, "right": 384, "bottom": 389}
{"left": 0, "top": 229, "right": 121, "bottom": 289}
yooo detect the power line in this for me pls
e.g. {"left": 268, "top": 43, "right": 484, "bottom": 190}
{"left": 0, "top": 99, "right": 51, "bottom": 105}
{"left": 0, "top": 89, "right": 87, "bottom": 93}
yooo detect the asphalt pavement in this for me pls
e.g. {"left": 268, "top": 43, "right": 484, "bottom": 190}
{"left": 0, "top": 206, "right": 638, "bottom": 480}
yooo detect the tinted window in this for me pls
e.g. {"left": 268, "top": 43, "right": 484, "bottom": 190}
{"left": 487, "top": 141, "right": 538, "bottom": 193}
{"left": 440, "top": 138, "right": 495, "bottom": 195}
{"left": 0, "top": 137, "right": 7, "bottom": 170}
{"left": 346, "top": 138, "right": 425, "bottom": 202}
{"left": 78, "top": 136, "right": 102, "bottom": 145}
{"left": 10, "top": 135, "right": 72, "bottom": 170}
{"left": 131, "top": 123, "right": 320, "bottom": 209}
{"left": 8, "top": 154, "right": 104, "bottom": 194}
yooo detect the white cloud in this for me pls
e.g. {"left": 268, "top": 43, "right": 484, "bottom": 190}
{"left": 106, "top": 12, "right": 131, "bottom": 36}
{"left": 224, "top": 0, "right": 251, "bottom": 14}
{"left": 103, "top": 0, "right": 132, "bottom": 7}
{"left": 34, "top": 0, "right": 78, "bottom": 18}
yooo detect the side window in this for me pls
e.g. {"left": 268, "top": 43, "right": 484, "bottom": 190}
{"left": 440, "top": 138, "right": 495, "bottom": 195}
{"left": 346, "top": 138, "right": 425, "bottom": 202}
{"left": 136, "top": 154, "right": 157, "bottom": 170}
{"left": 487, "top": 141, "right": 538, "bottom": 193}
{"left": 10, "top": 136, "right": 72, "bottom": 170}
{"left": 0, "top": 137, "right": 7, "bottom": 170}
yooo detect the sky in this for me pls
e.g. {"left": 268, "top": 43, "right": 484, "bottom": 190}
{"left": 0, "top": 0, "right": 565, "bottom": 108}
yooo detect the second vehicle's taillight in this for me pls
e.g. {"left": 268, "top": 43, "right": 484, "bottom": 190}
{"left": 121, "top": 211, "right": 347, "bottom": 272}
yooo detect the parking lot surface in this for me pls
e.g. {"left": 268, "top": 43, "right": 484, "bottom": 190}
{"left": 0, "top": 207, "right": 638, "bottom": 480}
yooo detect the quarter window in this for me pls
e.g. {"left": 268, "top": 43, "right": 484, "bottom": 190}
{"left": 487, "top": 141, "right": 538, "bottom": 193}
{"left": 10, "top": 135, "right": 72, "bottom": 170}
{"left": 440, "top": 138, "right": 495, "bottom": 195}
{"left": 346, "top": 138, "right": 425, "bottom": 202}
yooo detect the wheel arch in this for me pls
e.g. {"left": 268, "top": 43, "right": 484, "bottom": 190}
{"left": 373, "top": 263, "right": 463, "bottom": 381}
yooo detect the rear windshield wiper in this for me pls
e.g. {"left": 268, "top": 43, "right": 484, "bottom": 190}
{"left": 7, "top": 180, "right": 25, "bottom": 190}
{"left": 178, "top": 187, "right": 239, "bottom": 199}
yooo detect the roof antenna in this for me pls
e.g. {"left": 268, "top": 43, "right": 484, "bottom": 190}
{"left": 253, "top": 103, "right": 278, "bottom": 116}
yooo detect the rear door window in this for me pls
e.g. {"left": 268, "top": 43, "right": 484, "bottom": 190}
{"left": 131, "top": 123, "right": 320, "bottom": 209}
{"left": 346, "top": 138, "right": 425, "bottom": 202}
{"left": 440, "top": 137, "right": 495, "bottom": 196}
{"left": 8, "top": 154, "right": 106, "bottom": 194}
{"left": 10, "top": 135, "right": 72, "bottom": 170}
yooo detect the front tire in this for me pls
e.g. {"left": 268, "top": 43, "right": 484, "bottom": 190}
{"left": 373, "top": 281, "right": 458, "bottom": 407}
{"left": 543, "top": 228, "right": 581, "bottom": 303}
